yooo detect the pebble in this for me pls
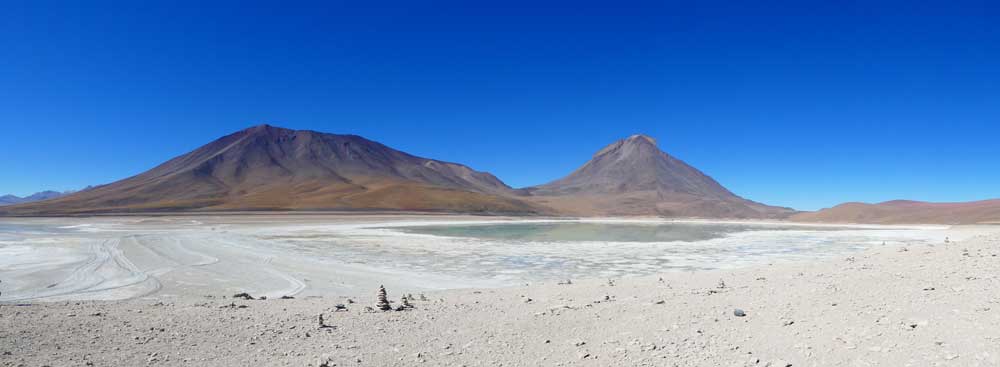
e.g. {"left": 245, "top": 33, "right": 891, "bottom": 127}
{"left": 734, "top": 309, "right": 746, "bottom": 317}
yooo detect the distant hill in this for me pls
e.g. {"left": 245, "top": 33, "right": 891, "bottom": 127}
{"left": 0, "top": 190, "right": 72, "bottom": 206}
{"left": 1, "top": 125, "right": 543, "bottom": 215}
{"left": 791, "top": 199, "right": 1000, "bottom": 224}
{"left": 523, "top": 135, "right": 794, "bottom": 218}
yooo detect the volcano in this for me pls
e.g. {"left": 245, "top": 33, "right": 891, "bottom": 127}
{"left": 524, "top": 134, "right": 793, "bottom": 218}
{"left": 3, "top": 125, "right": 541, "bottom": 214}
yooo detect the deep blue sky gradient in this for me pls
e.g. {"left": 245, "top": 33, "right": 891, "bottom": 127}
{"left": 2, "top": 1, "right": 998, "bottom": 210}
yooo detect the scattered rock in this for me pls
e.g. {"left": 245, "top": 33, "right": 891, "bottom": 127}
{"left": 317, "top": 354, "right": 335, "bottom": 367}
{"left": 734, "top": 308, "right": 746, "bottom": 317}
{"left": 401, "top": 295, "right": 414, "bottom": 309}
{"left": 232, "top": 292, "right": 254, "bottom": 300}
{"left": 318, "top": 314, "right": 334, "bottom": 329}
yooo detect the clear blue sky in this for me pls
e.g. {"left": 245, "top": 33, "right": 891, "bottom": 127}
{"left": 1, "top": 1, "right": 997, "bottom": 210}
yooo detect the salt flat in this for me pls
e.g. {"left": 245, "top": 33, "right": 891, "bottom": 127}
{"left": 0, "top": 215, "right": 949, "bottom": 302}
{"left": 1, "top": 216, "right": 997, "bottom": 366}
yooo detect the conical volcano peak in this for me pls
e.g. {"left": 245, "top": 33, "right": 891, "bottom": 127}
{"left": 593, "top": 134, "right": 659, "bottom": 158}
{"left": 528, "top": 134, "right": 794, "bottom": 218}
{"left": 625, "top": 134, "right": 657, "bottom": 146}
{"left": 242, "top": 123, "right": 294, "bottom": 136}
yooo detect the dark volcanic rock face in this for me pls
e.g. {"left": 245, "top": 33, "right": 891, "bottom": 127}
{"left": 526, "top": 135, "right": 794, "bottom": 218}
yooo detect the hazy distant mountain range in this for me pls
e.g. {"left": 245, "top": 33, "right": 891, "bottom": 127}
{"left": 790, "top": 200, "right": 1000, "bottom": 225}
{"left": 2, "top": 124, "right": 996, "bottom": 223}
{"left": 0, "top": 190, "right": 73, "bottom": 206}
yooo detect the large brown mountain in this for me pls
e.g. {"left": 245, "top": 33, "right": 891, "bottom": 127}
{"left": 523, "top": 135, "right": 794, "bottom": 218}
{"left": 791, "top": 199, "right": 1000, "bottom": 225}
{"left": 2, "top": 125, "right": 542, "bottom": 214}
{"left": 2, "top": 126, "right": 794, "bottom": 218}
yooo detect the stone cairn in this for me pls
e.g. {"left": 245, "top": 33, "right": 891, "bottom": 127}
{"left": 400, "top": 295, "right": 414, "bottom": 310}
{"left": 318, "top": 313, "right": 333, "bottom": 328}
{"left": 376, "top": 285, "right": 392, "bottom": 311}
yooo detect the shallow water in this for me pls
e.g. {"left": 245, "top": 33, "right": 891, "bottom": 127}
{"left": 393, "top": 222, "right": 853, "bottom": 243}
{"left": 272, "top": 220, "right": 935, "bottom": 285}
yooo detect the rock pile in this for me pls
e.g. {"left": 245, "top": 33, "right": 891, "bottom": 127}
{"left": 376, "top": 285, "right": 392, "bottom": 311}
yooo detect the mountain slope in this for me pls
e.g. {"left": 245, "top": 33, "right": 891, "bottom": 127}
{"left": 524, "top": 135, "right": 794, "bottom": 218}
{"left": 791, "top": 199, "right": 1000, "bottom": 224}
{"left": 2, "top": 125, "right": 542, "bottom": 215}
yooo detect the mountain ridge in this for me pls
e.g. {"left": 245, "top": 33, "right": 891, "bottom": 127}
{"left": 2, "top": 125, "right": 795, "bottom": 218}
{"left": 0, "top": 190, "right": 73, "bottom": 206}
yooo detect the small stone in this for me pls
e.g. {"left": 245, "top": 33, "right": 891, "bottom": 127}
{"left": 232, "top": 292, "right": 254, "bottom": 300}
{"left": 734, "top": 308, "right": 746, "bottom": 317}
{"left": 317, "top": 354, "right": 335, "bottom": 367}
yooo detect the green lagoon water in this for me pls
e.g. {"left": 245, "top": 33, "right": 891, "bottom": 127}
{"left": 393, "top": 222, "right": 849, "bottom": 243}
{"left": 325, "top": 221, "right": 922, "bottom": 281}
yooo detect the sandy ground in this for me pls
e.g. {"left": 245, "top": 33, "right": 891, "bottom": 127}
{"left": 1, "top": 217, "right": 998, "bottom": 366}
